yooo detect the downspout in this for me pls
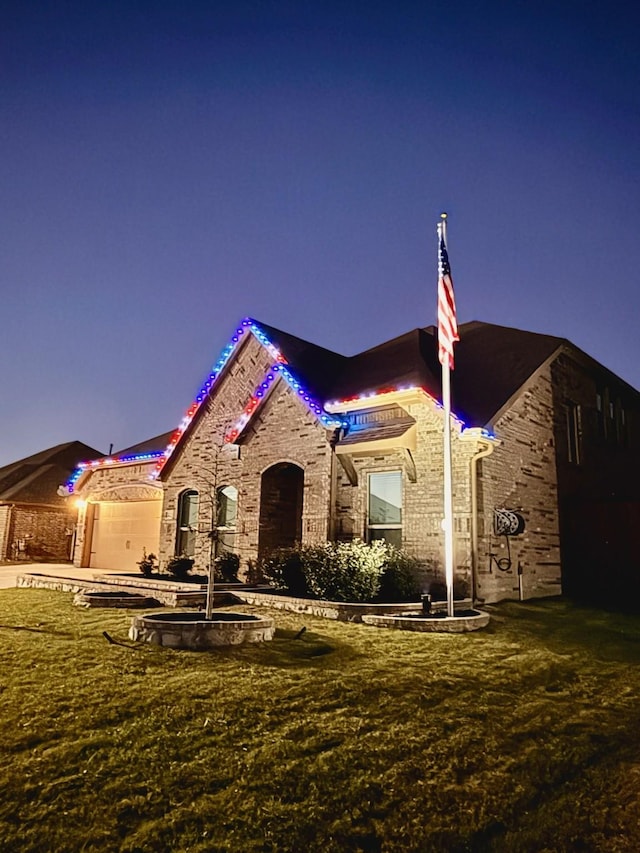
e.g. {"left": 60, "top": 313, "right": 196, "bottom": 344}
{"left": 466, "top": 435, "right": 496, "bottom": 605}
{"left": 328, "top": 428, "right": 340, "bottom": 542}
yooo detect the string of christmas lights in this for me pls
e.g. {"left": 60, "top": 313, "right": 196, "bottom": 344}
{"left": 66, "top": 318, "right": 490, "bottom": 493}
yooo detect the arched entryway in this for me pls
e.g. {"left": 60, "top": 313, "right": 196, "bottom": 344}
{"left": 258, "top": 463, "right": 304, "bottom": 558}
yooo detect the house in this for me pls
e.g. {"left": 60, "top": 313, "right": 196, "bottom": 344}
{"left": 0, "top": 441, "right": 102, "bottom": 562}
{"left": 69, "top": 318, "right": 640, "bottom": 604}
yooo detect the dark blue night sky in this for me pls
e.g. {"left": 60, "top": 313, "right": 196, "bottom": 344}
{"left": 2, "top": 1, "right": 639, "bottom": 465}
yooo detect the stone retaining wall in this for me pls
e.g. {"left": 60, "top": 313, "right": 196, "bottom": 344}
{"left": 129, "top": 612, "right": 275, "bottom": 648}
{"left": 236, "top": 589, "right": 472, "bottom": 623}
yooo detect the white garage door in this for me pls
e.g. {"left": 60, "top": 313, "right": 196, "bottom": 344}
{"left": 89, "top": 500, "right": 161, "bottom": 571}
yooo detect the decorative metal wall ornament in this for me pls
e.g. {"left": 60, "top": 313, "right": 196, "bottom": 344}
{"left": 494, "top": 509, "right": 525, "bottom": 537}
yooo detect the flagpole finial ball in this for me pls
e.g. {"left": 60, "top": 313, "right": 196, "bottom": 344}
{"left": 440, "top": 212, "right": 447, "bottom": 220}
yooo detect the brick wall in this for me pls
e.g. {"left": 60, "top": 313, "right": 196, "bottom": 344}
{"left": 477, "top": 365, "right": 562, "bottom": 603}
{"left": 159, "top": 334, "right": 282, "bottom": 572}
{"left": 333, "top": 398, "right": 478, "bottom": 594}
{"left": 159, "top": 332, "right": 334, "bottom": 573}
{"left": 0, "top": 502, "right": 76, "bottom": 561}
{"left": 549, "top": 351, "right": 640, "bottom": 600}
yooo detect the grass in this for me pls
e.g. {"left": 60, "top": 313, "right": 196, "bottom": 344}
{"left": 1, "top": 592, "right": 640, "bottom": 852}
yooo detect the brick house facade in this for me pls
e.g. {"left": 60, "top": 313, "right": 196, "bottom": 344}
{"left": 0, "top": 441, "right": 102, "bottom": 562}
{"left": 71, "top": 318, "right": 640, "bottom": 604}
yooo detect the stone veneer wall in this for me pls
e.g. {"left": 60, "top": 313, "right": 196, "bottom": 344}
{"left": 333, "top": 398, "right": 479, "bottom": 594}
{"left": 239, "top": 383, "right": 334, "bottom": 561}
{"left": 477, "top": 364, "right": 562, "bottom": 603}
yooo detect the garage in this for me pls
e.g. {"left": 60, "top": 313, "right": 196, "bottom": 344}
{"left": 88, "top": 499, "right": 162, "bottom": 571}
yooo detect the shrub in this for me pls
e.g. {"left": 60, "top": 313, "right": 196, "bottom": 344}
{"left": 377, "top": 547, "right": 425, "bottom": 602}
{"left": 259, "top": 548, "right": 308, "bottom": 596}
{"left": 304, "top": 540, "right": 387, "bottom": 602}
{"left": 214, "top": 552, "right": 240, "bottom": 583}
{"left": 167, "top": 554, "right": 195, "bottom": 579}
{"left": 429, "top": 576, "right": 470, "bottom": 601}
{"left": 244, "top": 559, "right": 264, "bottom": 586}
{"left": 137, "top": 549, "right": 157, "bottom": 577}
{"left": 261, "top": 540, "right": 388, "bottom": 602}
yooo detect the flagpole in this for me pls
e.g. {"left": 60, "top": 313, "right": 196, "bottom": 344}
{"left": 438, "top": 213, "right": 455, "bottom": 618}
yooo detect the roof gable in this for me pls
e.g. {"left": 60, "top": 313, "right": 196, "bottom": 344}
{"left": 157, "top": 319, "right": 346, "bottom": 480}
{"left": 155, "top": 318, "right": 576, "bottom": 480}
{"left": 452, "top": 322, "right": 565, "bottom": 425}
{"left": 0, "top": 441, "right": 103, "bottom": 504}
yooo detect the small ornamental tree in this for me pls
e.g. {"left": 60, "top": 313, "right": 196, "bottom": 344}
{"left": 137, "top": 549, "right": 157, "bottom": 578}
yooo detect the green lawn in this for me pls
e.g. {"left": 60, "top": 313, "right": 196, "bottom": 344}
{"left": 1, "top": 590, "right": 639, "bottom": 852}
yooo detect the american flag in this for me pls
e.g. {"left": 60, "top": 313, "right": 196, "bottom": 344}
{"left": 437, "top": 229, "right": 459, "bottom": 370}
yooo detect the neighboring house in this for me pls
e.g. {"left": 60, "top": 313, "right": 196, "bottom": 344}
{"left": 0, "top": 441, "right": 102, "bottom": 562}
{"left": 70, "top": 318, "right": 640, "bottom": 603}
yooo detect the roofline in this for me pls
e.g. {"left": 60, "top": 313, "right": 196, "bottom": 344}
{"left": 159, "top": 317, "right": 348, "bottom": 480}
{"left": 484, "top": 343, "right": 565, "bottom": 427}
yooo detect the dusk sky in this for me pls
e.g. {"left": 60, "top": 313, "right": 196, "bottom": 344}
{"left": 2, "top": 0, "right": 639, "bottom": 467}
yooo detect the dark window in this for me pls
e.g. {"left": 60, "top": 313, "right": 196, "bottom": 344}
{"left": 615, "top": 400, "right": 628, "bottom": 447}
{"left": 596, "top": 391, "right": 606, "bottom": 440}
{"left": 176, "top": 490, "right": 198, "bottom": 556}
{"left": 566, "top": 403, "right": 581, "bottom": 464}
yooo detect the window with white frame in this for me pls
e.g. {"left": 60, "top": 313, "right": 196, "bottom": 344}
{"left": 367, "top": 471, "right": 402, "bottom": 548}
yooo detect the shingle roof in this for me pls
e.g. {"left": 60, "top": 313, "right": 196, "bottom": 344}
{"left": 255, "top": 321, "right": 348, "bottom": 401}
{"left": 112, "top": 432, "right": 174, "bottom": 458}
{"left": 451, "top": 321, "right": 566, "bottom": 425}
{"left": 254, "top": 319, "right": 566, "bottom": 427}
{"left": 0, "top": 441, "right": 103, "bottom": 504}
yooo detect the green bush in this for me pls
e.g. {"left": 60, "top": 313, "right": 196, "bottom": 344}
{"left": 136, "top": 549, "right": 157, "bottom": 577}
{"left": 214, "top": 552, "right": 240, "bottom": 583}
{"left": 261, "top": 540, "right": 394, "bottom": 602}
{"left": 167, "top": 554, "right": 195, "bottom": 579}
{"left": 304, "top": 540, "right": 387, "bottom": 602}
{"left": 259, "top": 548, "right": 308, "bottom": 596}
{"left": 377, "top": 547, "right": 425, "bottom": 602}
{"left": 260, "top": 541, "right": 432, "bottom": 603}
{"left": 244, "top": 558, "right": 263, "bottom": 586}
{"left": 429, "top": 577, "right": 470, "bottom": 601}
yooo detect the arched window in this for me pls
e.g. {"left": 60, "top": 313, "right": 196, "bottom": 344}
{"left": 176, "top": 489, "right": 199, "bottom": 556}
{"left": 216, "top": 485, "right": 238, "bottom": 553}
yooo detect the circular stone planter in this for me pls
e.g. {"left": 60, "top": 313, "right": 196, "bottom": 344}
{"left": 129, "top": 611, "right": 275, "bottom": 649}
{"left": 361, "top": 609, "right": 490, "bottom": 633}
{"left": 73, "top": 590, "right": 158, "bottom": 609}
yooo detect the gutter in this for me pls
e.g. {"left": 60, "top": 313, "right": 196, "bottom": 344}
{"left": 460, "top": 429, "right": 497, "bottom": 604}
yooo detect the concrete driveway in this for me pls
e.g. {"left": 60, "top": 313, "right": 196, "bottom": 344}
{"left": 0, "top": 563, "right": 122, "bottom": 590}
